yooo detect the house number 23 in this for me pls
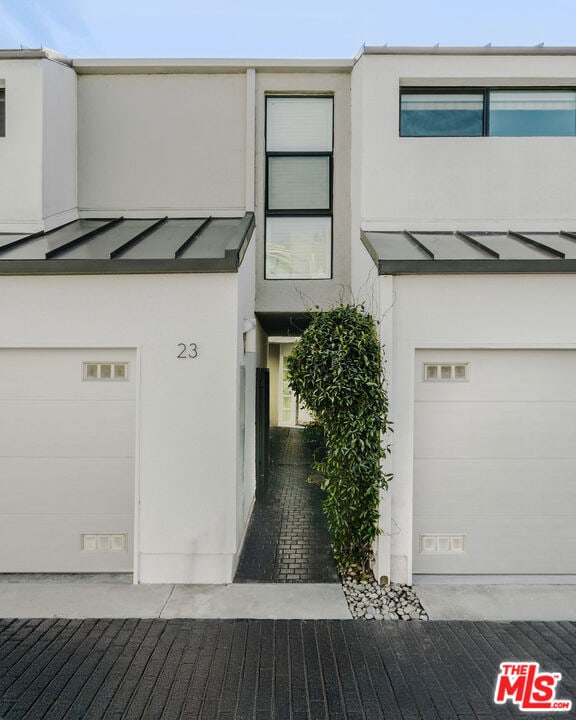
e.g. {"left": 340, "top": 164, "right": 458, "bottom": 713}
{"left": 177, "top": 343, "right": 198, "bottom": 359}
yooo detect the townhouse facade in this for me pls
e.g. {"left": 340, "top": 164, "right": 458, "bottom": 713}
{"left": 0, "top": 46, "right": 575, "bottom": 584}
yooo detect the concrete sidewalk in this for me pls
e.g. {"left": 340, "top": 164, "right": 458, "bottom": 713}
{"left": 1, "top": 578, "right": 576, "bottom": 620}
{"left": 0, "top": 581, "right": 352, "bottom": 619}
{"left": 417, "top": 583, "right": 576, "bottom": 621}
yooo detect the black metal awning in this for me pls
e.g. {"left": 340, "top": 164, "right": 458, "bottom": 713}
{"left": 362, "top": 229, "right": 576, "bottom": 274}
{"left": 0, "top": 214, "right": 254, "bottom": 274}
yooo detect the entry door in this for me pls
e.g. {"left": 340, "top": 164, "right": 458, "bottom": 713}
{"left": 278, "top": 345, "right": 298, "bottom": 426}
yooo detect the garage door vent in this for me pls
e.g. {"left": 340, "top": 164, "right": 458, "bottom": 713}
{"left": 424, "top": 363, "right": 468, "bottom": 382}
{"left": 81, "top": 533, "right": 128, "bottom": 551}
{"left": 83, "top": 362, "right": 129, "bottom": 381}
{"left": 420, "top": 534, "right": 466, "bottom": 553}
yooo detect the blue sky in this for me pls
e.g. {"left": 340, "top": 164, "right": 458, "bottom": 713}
{"left": 0, "top": 0, "right": 575, "bottom": 58}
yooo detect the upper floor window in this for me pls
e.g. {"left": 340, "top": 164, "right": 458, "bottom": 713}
{"left": 400, "top": 88, "right": 576, "bottom": 137}
{"left": 489, "top": 90, "right": 576, "bottom": 136}
{"left": 0, "top": 88, "right": 5, "bottom": 137}
{"left": 265, "top": 96, "right": 333, "bottom": 280}
{"left": 400, "top": 92, "right": 484, "bottom": 137}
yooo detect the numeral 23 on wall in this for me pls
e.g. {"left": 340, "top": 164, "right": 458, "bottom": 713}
{"left": 177, "top": 343, "right": 198, "bottom": 359}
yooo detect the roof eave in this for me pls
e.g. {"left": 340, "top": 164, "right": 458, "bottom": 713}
{"left": 360, "top": 45, "right": 576, "bottom": 57}
{"left": 377, "top": 259, "right": 576, "bottom": 275}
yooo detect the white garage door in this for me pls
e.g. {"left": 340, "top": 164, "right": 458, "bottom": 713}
{"left": 0, "top": 348, "right": 136, "bottom": 572}
{"left": 414, "top": 349, "right": 576, "bottom": 575}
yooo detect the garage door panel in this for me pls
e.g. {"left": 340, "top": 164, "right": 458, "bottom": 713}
{"left": 0, "top": 458, "right": 134, "bottom": 514}
{"left": 415, "top": 459, "right": 576, "bottom": 517}
{"left": 413, "top": 516, "right": 576, "bottom": 574}
{"left": 0, "top": 400, "right": 135, "bottom": 457}
{"left": 0, "top": 348, "right": 136, "bottom": 573}
{"left": 0, "top": 514, "right": 133, "bottom": 572}
{"left": 415, "top": 402, "right": 576, "bottom": 459}
{"left": 414, "top": 349, "right": 576, "bottom": 575}
{"left": 416, "top": 349, "right": 576, "bottom": 402}
{"left": 0, "top": 349, "right": 135, "bottom": 401}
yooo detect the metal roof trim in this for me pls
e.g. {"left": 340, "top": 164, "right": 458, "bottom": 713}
{"left": 0, "top": 258, "right": 239, "bottom": 276}
{"left": 0, "top": 213, "right": 255, "bottom": 275}
{"left": 362, "top": 230, "right": 576, "bottom": 275}
{"left": 377, "top": 258, "right": 576, "bottom": 274}
{"left": 226, "top": 212, "right": 255, "bottom": 269}
{"left": 361, "top": 46, "right": 576, "bottom": 57}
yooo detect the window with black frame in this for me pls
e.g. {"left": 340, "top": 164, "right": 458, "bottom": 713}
{"left": 400, "top": 87, "right": 576, "bottom": 137}
{"left": 400, "top": 91, "right": 484, "bottom": 137}
{"left": 265, "top": 96, "right": 333, "bottom": 279}
{"left": 0, "top": 88, "right": 5, "bottom": 137}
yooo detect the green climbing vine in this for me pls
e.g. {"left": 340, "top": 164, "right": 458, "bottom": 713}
{"left": 286, "top": 304, "right": 392, "bottom": 577}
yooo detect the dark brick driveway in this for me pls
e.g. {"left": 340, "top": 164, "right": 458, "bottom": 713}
{"left": 235, "top": 427, "right": 338, "bottom": 583}
{"left": 1, "top": 618, "right": 575, "bottom": 719}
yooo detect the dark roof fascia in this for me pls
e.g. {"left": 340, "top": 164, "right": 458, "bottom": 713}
{"left": 362, "top": 230, "right": 576, "bottom": 274}
{"left": 377, "top": 259, "right": 576, "bottom": 275}
{"left": 0, "top": 212, "right": 255, "bottom": 275}
{"left": 0, "top": 258, "right": 241, "bottom": 276}
{"left": 360, "top": 230, "right": 381, "bottom": 267}
{"left": 226, "top": 212, "right": 255, "bottom": 269}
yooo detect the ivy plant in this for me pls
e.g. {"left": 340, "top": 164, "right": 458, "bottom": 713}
{"left": 287, "top": 304, "right": 392, "bottom": 578}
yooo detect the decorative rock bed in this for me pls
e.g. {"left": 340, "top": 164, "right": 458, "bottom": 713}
{"left": 342, "top": 576, "right": 429, "bottom": 620}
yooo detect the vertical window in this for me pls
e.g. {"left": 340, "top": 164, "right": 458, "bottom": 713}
{"left": 0, "top": 87, "right": 5, "bottom": 137}
{"left": 265, "top": 96, "right": 333, "bottom": 279}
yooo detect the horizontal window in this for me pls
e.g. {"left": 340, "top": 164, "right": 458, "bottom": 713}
{"left": 267, "top": 156, "right": 331, "bottom": 211}
{"left": 266, "top": 96, "right": 333, "bottom": 152}
{"left": 0, "top": 87, "right": 4, "bottom": 137}
{"left": 489, "top": 90, "right": 576, "bottom": 137}
{"left": 400, "top": 93, "right": 484, "bottom": 137}
{"left": 265, "top": 216, "right": 331, "bottom": 280}
{"left": 401, "top": 88, "right": 576, "bottom": 137}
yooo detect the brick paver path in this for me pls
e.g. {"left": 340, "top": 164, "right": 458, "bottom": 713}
{"left": 1, "top": 618, "right": 575, "bottom": 719}
{"left": 234, "top": 427, "right": 338, "bottom": 583}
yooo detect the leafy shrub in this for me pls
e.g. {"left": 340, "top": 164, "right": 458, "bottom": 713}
{"left": 287, "top": 304, "right": 391, "bottom": 577}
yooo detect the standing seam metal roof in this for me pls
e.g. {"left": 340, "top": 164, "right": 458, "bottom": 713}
{"left": 0, "top": 214, "right": 254, "bottom": 274}
{"left": 362, "top": 230, "right": 576, "bottom": 274}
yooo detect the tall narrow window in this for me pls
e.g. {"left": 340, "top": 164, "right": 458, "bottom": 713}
{"left": 0, "top": 88, "right": 5, "bottom": 137}
{"left": 265, "top": 96, "right": 333, "bottom": 279}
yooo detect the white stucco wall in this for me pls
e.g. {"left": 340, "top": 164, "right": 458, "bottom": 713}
{"left": 375, "top": 272, "right": 576, "bottom": 584}
{"left": 0, "top": 271, "right": 244, "bottom": 583}
{"left": 0, "top": 60, "right": 44, "bottom": 232}
{"left": 42, "top": 59, "right": 77, "bottom": 229}
{"left": 354, "top": 53, "right": 576, "bottom": 230}
{"left": 77, "top": 74, "right": 247, "bottom": 215}
{"left": 235, "top": 233, "right": 257, "bottom": 558}
{"left": 350, "top": 59, "right": 380, "bottom": 314}
{"left": 0, "top": 58, "right": 77, "bottom": 232}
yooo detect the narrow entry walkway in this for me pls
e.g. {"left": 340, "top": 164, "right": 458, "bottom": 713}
{"left": 234, "top": 427, "right": 338, "bottom": 583}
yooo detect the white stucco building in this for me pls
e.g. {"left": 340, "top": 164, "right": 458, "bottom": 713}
{"left": 1, "top": 46, "right": 575, "bottom": 584}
